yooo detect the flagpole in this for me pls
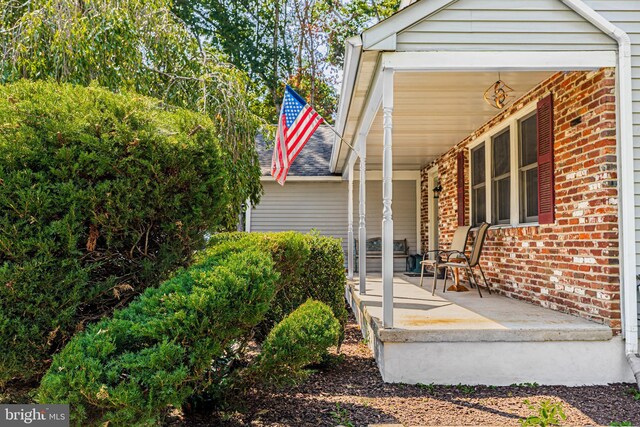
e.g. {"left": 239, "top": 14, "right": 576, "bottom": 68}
{"left": 322, "top": 122, "right": 358, "bottom": 154}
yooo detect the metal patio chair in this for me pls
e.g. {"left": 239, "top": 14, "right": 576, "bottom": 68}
{"left": 419, "top": 225, "right": 471, "bottom": 290}
{"left": 435, "top": 222, "right": 491, "bottom": 297}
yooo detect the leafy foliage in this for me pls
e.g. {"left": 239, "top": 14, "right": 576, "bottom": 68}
{"left": 37, "top": 245, "right": 279, "bottom": 425}
{"left": 250, "top": 299, "right": 341, "bottom": 386}
{"left": 0, "top": 0, "right": 262, "bottom": 211}
{"left": 207, "top": 231, "right": 348, "bottom": 341}
{"left": 0, "top": 81, "right": 244, "bottom": 385}
{"left": 172, "top": 0, "right": 399, "bottom": 122}
{"left": 520, "top": 399, "right": 567, "bottom": 427}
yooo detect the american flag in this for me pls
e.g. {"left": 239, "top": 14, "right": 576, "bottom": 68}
{"left": 271, "top": 85, "right": 323, "bottom": 185}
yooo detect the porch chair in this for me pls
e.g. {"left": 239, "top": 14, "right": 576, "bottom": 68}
{"left": 435, "top": 222, "right": 491, "bottom": 297}
{"left": 419, "top": 225, "right": 471, "bottom": 289}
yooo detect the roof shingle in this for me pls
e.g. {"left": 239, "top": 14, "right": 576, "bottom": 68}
{"left": 256, "top": 125, "right": 339, "bottom": 177}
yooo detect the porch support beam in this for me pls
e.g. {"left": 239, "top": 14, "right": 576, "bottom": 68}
{"left": 382, "top": 68, "right": 394, "bottom": 328}
{"left": 381, "top": 51, "right": 617, "bottom": 72}
{"left": 347, "top": 161, "right": 355, "bottom": 280}
{"left": 359, "top": 133, "right": 367, "bottom": 294}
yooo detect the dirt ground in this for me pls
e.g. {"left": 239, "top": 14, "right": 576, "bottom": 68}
{"left": 175, "top": 310, "right": 640, "bottom": 427}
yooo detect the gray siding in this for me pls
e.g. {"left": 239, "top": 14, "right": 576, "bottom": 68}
{"left": 397, "top": 0, "right": 617, "bottom": 51}
{"left": 251, "top": 180, "right": 418, "bottom": 272}
{"left": 355, "top": 180, "right": 418, "bottom": 272}
{"left": 583, "top": 0, "right": 640, "bottom": 327}
{"left": 251, "top": 181, "right": 349, "bottom": 250}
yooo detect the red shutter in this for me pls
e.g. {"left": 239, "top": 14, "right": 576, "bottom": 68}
{"left": 537, "top": 94, "right": 555, "bottom": 225}
{"left": 457, "top": 151, "right": 465, "bottom": 226}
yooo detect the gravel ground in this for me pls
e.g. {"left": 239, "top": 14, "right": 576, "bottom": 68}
{"left": 174, "top": 310, "right": 640, "bottom": 427}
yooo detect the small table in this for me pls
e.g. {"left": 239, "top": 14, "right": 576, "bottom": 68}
{"left": 422, "top": 257, "right": 469, "bottom": 292}
{"left": 447, "top": 257, "right": 470, "bottom": 292}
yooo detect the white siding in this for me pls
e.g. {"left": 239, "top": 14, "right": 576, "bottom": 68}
{"left": 251, "top": 180, "right": 418, "bottom": 272}
{"left": 397, "top": 0, "right": 617, "bottom": 51}
{"left": 583, "top": 0, "right": 640, "bottom": 328}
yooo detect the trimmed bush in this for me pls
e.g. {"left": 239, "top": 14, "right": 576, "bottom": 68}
{"left": 207, "top": 232, "right": 348, "bottom": 341}
{"left": 0, "top": 81, "right": 256, "bottom": 384}
{"left": 37, "top": 244, "right": 278, "bottom": 426}
{"left": 251, "top": 299, "right": 341, "bottom": 386}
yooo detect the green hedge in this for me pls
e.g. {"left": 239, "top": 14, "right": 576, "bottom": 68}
{"left": 207, "top": 232, "right": 348, "bottom": 341}
{"left": 0, "top": 81, "right": 254, "bottom": 384}
{"left": 38, "top": 243, "right": 278, "bottom": 426}
{"left": 251, "top": 299, "right": 341, "bottom": 386}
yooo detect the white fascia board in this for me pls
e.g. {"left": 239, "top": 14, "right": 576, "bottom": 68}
{"left": 335, "top": 59, "right": 383, "bottom": 175}
{"left": 354, "top": 170, "right": 420, "bottom": 181}
{"left": 368, "top": 34, "right": 396, "bottom": 51}
{"left": 382, "top": 51, "right": 617, "bottom": 72}
{"left": 330, "top": 36, "right": 362, "bottom": 173}
{"left": 342, "top": 149, "right": 360, "bottom": 179}
{"left": 260, "top": 176, "right": 343, "bottom": 182}
{"left": 362, "top": 0, "right": 458, "bottom": 50}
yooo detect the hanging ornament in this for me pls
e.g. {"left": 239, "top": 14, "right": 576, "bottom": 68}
{"left": 483, "top": 74, "right": 514, "bottom": 109}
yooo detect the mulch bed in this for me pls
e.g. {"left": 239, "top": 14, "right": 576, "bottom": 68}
{"left": 174, "top": 309, "right": 640, "bottom": 427}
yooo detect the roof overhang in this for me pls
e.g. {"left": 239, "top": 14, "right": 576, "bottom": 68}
{"left": 330, "top": 0, "right": 622, "bottom": 175}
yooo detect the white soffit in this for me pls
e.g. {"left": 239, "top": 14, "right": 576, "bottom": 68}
{"left": 360, "top": 70, "right": 555, "bottom": 171}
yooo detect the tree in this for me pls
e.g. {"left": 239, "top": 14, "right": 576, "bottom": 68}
{"left": 172, "top": 0, "right": 399, "bottom": 123}
{"left": 0, "top": 0, "right": 262, "bottom": 214}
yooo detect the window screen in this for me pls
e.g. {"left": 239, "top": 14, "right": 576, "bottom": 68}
{"left": 519, "top": 113, "right": 538, "bottom": 222}
{"left": 471, "top": 144, "right": 486, "bottom": 225}
{"left": 492, "top": 129, "right": 510, "bottom": 224}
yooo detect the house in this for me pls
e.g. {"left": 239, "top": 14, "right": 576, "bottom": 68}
{"left": 327, "top": 0, "right": 640, "bottom": 385}
{"left": 250, "top": 126, "right": 421, "bottom": 272}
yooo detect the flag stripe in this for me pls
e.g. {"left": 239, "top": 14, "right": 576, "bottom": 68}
{"left": 271, "top": 85, "right": 324, "bottom": 185}
{"left": 286, "top": 110, "right": 318, "bottom": 155}
{"left": 288, "top": 113, "right": 321, "bottom": 158}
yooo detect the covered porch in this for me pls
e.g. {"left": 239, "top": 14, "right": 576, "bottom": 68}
{"left": 332, "top": 0, "right": 638, "bottom": 386}
{"left": 346, "top": 274, "right": 633, "bottom": 385}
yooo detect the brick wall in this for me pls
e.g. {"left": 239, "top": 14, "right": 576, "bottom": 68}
{"left": 420, "top": 69, "right": 620, "bottom": 330}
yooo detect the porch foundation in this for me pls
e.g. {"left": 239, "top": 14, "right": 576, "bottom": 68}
{"left": 346, "top": 275, "right": 635, "bottom": 386}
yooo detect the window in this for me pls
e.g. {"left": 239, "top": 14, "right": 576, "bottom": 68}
{"left": 471, "top": 144, "right": 486, "bottom": 225}
{"left": 492, "top": 129, "right": 510, "bottom": 224}
{"left": 519, "top": 113, "right": 538, "bottom": 223}
{"left": 468, "top": 104, "right": 542, "bottom": 227}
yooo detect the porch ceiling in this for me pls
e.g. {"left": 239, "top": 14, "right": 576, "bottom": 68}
{"left": 359, "top": 71, "right": 554, "bottom": 171}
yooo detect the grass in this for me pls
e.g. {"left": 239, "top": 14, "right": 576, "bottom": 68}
{"left": 331, "top": 403, "right": 355, "bottom": 427}
{"left": 625, "top": 386, "right": 640, "bottom": 401}
{"left": 455, "top": 383, "right": 476, "bottom": 395}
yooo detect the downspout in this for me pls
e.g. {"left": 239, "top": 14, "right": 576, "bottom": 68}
{"left": 562, "top": 0, "right": 640, "bottom": 386}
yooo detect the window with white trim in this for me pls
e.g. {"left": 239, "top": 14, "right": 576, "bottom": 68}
{"left": 469, "top": 104, "right": 539, "bottom": 227}
{"left": 519, "top": 113, "right": 538, "bottom": 223}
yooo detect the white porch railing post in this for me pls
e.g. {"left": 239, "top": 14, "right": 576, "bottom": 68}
{"left": 382, "top": 68, "right": 394, "bottom": 328}
{"left": 347, "top": 161, "right": 354, "bottom": 280}
{"left": 359, "top": 134, "right": 367, "bottom": 294}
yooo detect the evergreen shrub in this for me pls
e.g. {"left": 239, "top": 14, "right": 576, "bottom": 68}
{"left": 37, "top": 245, "right": 278, "bottom": 425}
{"left": 207, "top": 232, "right": 348, "bottom": 340}
{"left": 0, "top": 80, "right": 245, "bottom": 384}
{"left": 251, "top": 299, "right": 341, "bottom": 386}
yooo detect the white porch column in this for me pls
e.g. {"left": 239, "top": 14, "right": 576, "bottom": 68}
{"left": 358, "top": 134, "right": 367, "bottom": 294}
{"left": 347, "top": 161, "right": 355, "bottom": 280}
{"left": 382, "top": 68, "right": 394, "bottom": 328}
{"left": 244, "top": 198, "right": 252, "bottom": 232}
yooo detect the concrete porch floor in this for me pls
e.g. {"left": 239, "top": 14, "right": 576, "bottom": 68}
{"left": 346, "top": 274, "right": 634, "bottom": 385}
